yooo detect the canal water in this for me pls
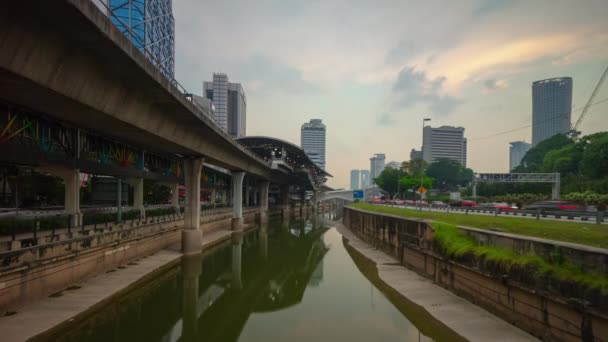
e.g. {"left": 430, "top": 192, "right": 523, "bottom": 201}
{"left": 45, "top": 213, "right": 464, "bottom": 342}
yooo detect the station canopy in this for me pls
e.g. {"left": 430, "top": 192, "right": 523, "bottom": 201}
{"left": 237, "top": 136, "right": 332, "bottom": 189}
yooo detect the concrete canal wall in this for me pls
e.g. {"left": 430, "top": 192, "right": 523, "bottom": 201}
{"left": 0, "top": 205, "right": 298, "bottom": 313}
{"left": 343, "top": 207, "right": 608, "bottom": 342}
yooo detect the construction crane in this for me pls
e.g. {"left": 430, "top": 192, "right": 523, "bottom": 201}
{"left": 569, "top": 63, "right": 608, "bottom": 139}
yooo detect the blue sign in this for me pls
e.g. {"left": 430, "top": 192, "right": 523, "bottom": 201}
{"left": 353, "top": 190, "right": 364, "bottom": 199}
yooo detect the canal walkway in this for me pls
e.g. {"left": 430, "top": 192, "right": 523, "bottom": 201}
{"left": 0, "top": 228, "right": 235, "bottom": 342}
{"left": 335, "top": 223, "right": 538, "bottom": 342}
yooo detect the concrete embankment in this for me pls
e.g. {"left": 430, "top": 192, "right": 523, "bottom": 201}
{"left": 342, "top": 206, "right": 608, "bottom": 341}
{"left": 336, "top": 222, "right": 537, "bottom": 342}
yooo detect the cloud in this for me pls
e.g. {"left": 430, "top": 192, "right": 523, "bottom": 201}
{"left": 235, "top": 54, "right": 318, "bottom": 94}
{"left": 483, "top": 78, "right": 508, "bottom": 92}
{"left": 377, "top": 113, "right": 396, "bottom": 126}
{"left": 385, "top": 41, "right": 417, "bottom": 66}
{"left": 474, "top": 0, "right": 516, "bottom": 17}
{"left": 392, "top": 66, "right": 461, "bottom": 115}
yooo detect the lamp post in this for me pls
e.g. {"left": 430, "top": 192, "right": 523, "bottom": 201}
{"left": 420, "top": 117, "right": 431, "bottom": 203}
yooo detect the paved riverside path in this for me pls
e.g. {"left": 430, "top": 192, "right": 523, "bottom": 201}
{"left": 335, "top": 223, "right": 538, "bottom": 342}
{"left": 0, "top": 228, "right": 236, "bottom": 342}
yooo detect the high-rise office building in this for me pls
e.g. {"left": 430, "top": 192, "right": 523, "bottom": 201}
{"left": 509, "top": 141, "right": 531, "bottom": 171}
{"left": 410, "top": 149, "right": 422, "bottom": 160}
{"left": 532, "top": 77, "right": 572, "bottom": 146}
{"left": 360, "top": 170, "right": 370, "bottom": 188}
{"left": 107, "top": 0, "right": 175, "bottom": 78}
{"left": 370, "top": 153, "right": 386, "bottom": 184}
{"left": 350, "top": 170, "right": 360, "bottom": 190}
{"left": 422, "top": 126, "right": 467, "bottom": 166}
{"left": 301, "top": 119, "right": 326, "bottom": 170}
{"left": 203, "top": 73, "right": 247, "bottom": 138}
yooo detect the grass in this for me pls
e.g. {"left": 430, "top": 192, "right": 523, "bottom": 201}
{"left": 350, "top": 203, "right": 608, "bottom": 249}
{"left": 431, "top": 222, "right": 608, "bottom": 293}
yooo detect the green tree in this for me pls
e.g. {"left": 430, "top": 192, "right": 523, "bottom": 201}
{"left": 580, "top": 132, "right": 608, "bottom": 179}
{"left": 401, "top": 158, "right": 428, "bottom": 176}
{"left": 541, "top": 144, "right": 582, "bottom": 175}
{"left": 514, "top": 134, "right": 573, "bottom": 172}
{"left": 374, "top": 167, "right": 406, "bottom": 198}
{"left": 400, "top": 175, "right": 433, "bottom": 194}
{"left": 425, "top": 159, "right": 473, "bottom": 190}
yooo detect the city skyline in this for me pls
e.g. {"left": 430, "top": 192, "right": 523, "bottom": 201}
{"left": 173, "top": 0, "right": 608, "bottom": 189}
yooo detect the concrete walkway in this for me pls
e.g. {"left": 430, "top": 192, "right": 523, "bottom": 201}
{"left": 336, "top": 223, "right": 538, "bottom": 342}
{"left": 0, "top": 228, "right": 236, "bottom": 342}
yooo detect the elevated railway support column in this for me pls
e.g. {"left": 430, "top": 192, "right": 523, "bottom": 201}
{"left": 280, "top": 185, "right": 290, "bottom": 217}
{"left": 258, "top": 181, "right": 270, "bottom": 223}
{"left": 36, "top": 166, "right": 82, "bottom": 227}
{"left": 128, "top": 178, "right": 145, "bottom": 219}
{"left": 231, "top": 171, "right": 245, "bottom": 230}
{"left": 312, "top": 190, "right": 319, "bottom": 213}
{"left": 182, "top": 158, "right": 204, "bottom": 255}
{"left": 231, "top": 232, "right": 243, "bottom": 290}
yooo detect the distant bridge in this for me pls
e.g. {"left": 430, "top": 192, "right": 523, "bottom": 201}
{"left": 318, "top": 187, "right": 387, "bottom": 202}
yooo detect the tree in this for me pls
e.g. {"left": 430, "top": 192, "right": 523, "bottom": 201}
{"left": 580, "top": 132, "right": 608, "bottom": 179}
{"left": 425, "top": 159, "right": 473, "bottom": 190}
{"left": 400, "top": 175, "right": 433, "bottom": 195}
{"left": 402, "top": 158, "right": 427, "bottom": 176}
{"left": 541, "top": 144, "right": 582, "bottom": 175}
{"left": 514, "top": 134, "right": 573, "bottom": 172}
{"left": 374, "top": 167, "right": 406, "bottom": 198}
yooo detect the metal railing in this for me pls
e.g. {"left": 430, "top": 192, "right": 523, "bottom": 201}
{"left": 377, "top": 203, "right": 606, "bottom": 225}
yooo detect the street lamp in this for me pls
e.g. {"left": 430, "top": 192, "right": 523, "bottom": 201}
{"left": 420, "top": 117, "right": 431, "bottom": 203}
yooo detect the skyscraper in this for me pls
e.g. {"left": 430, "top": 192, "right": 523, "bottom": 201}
{"left": 370, "top": 153, "right": 386, "bottom": 184}
{"left": 509, "top": 141, "right": 531, "bottom": 171}
{"left": 532, "top": 77, "right": 572, "bottom": 146}
{"left": 107, "top": 0, "right": 175, "bottom": 78}
{"left": 301, "top": 119, "right": 326, "bottom": 170}
{"left": 360, "top": 170, "right": 370, "bottom": 188}
{"left": 204, "top": 73, "right": 247, "bottom": 138}
{"left": 422, "top": 126, "right": 467, "bottom": 166}
{"left": 350, "top": 170, "right": 360, "bottom": 190}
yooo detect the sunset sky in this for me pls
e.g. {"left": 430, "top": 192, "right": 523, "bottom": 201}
{"left": 173, "top": 0, "right": 608, "bottom": 189}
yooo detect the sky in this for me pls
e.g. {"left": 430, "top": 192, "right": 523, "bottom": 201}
{"left": 173, "top": 0, "right": 608, "bottom": 189}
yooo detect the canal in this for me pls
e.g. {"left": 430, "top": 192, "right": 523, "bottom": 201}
{"left": 42, "top": 213, "right": 464, "bottom": 342}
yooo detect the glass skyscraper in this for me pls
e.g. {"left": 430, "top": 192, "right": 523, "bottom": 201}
{"left": 532, "top": 77, "right": 572, "bottom": 146}
{"left": 108, "top": 0, "right": 175, "bottom": 78}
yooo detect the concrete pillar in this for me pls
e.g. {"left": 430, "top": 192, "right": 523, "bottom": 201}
{"left": 128, "top": 178, "right": 145, "bottom": 219}
{"left": 171, "top": 183, "right": 180, "bottom": 211}
{"left": 258, "top": 181, "right": 270, "bottom": 223}
{"left": 36, "top": 166, "right": 81, "bottom": 227}
{"left": 183, "top": 158, "right": 204, "bottom": 255}
{"left": 210, "top": 187, "right": 216, "bottom": 208}
{"left": 231, "top": 232, "right": 243, "bottom": 290}
{"left": 259, "top": 224, "right": 268, "bottom": 261}
{"left": 181, "top": 254, "right": 201, "bottom": 340}
{"left": 231, "top": 171, "right": 245, "bottom": 230}
{"left": 245, "top": 185, "right": 250, "bottom": 207}
{"left": 280, "top": 185, "right": 290, "bottom": 217}
{"left": 312, "top": 190, "right": 319, "bottom": 213}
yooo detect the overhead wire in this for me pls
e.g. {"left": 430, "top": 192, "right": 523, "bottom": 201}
{"left": 468, "top": 97, "right": 608, "bottom": 141}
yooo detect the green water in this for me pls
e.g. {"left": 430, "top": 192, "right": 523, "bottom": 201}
{"left": 46, "top": 213, "right": 463, "bottom": 342}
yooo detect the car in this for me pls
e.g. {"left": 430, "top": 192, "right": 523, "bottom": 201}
{"left": 452, "top": 200, "right": 477, "bottom": 207}
{"left": 479, "top": 202, "right": 515, "bottom": 211}
{"left": 431, "top": 201, "right": 447, "bottom": 207}
{"left": 524, "top": 201, "right": 585, "bottom": 212}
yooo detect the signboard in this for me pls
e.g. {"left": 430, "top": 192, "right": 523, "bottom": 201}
{"left": 353, "top": 190, "right": 364, "bottom": 199}
{"left": 449, "top": 192, "right": 461, "bottom": 200}
{"left": 417, "top": 186, "right": 426, "bottom": 194}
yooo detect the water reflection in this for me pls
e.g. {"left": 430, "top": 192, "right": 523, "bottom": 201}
{"left": 47, "top": 213, "right": 461, "bottom": 342}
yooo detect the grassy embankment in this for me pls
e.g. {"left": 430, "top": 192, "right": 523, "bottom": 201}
{"left": 349, "top": 202, "right": 608, "bottom": 292}
{"left": 350, "top": 203, "right": 608, "bottom": 249}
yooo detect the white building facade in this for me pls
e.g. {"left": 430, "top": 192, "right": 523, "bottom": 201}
{"left": 301, "top": 119, "right": 326, "bottom": 170}
{"left": 203, "top": 73, "right": 247, "bottom": 138}
{"left": 422, "top": 126, "right": 467, "bottom": 166}
{"left": 509, "top": 141, "right": 531, "bottom": 171}
{"left": 370, "top": 153, "right": 386, "bottom": 184}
